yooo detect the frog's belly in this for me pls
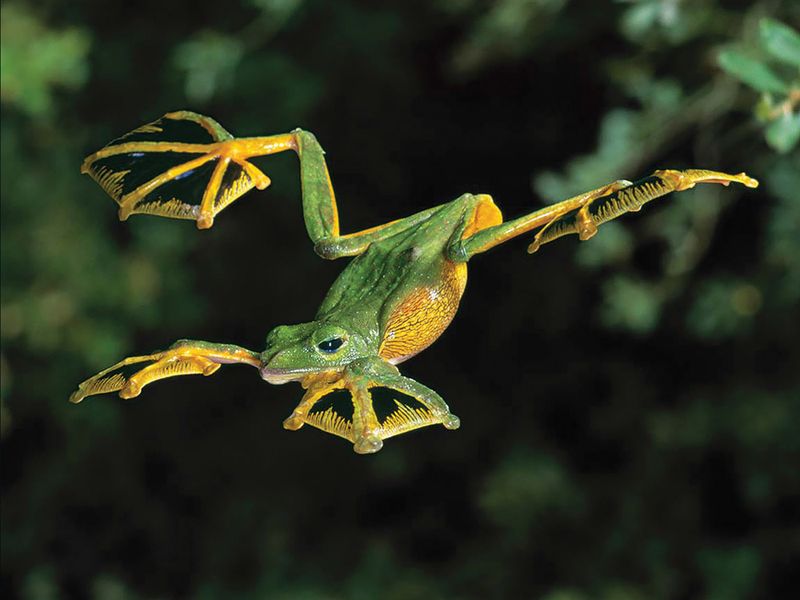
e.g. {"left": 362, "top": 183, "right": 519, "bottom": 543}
{"left": 378, "top": 260, "right": 467, "bottom": 363}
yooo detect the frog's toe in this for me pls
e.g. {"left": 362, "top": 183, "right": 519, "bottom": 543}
{"left": 282, "top": 412, "right": 305, "bottom": 430}
{"left": 119, "top": 380, "right": 142, "bottom": 399}
{"left": 442, "top": 413, "right": 461, "bottom": 430}
{"left": 353, "top": 433, "right": 384, "bottom": 454}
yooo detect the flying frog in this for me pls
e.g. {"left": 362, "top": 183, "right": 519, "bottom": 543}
{"left": 70, "top": 111, "right": 758, "bottom": 453}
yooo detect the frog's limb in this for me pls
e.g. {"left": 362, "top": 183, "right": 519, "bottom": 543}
{"left": 81, "top": 111, "right": 266, "bottom": 229}
{"left": 69, "top": 340, "right": 261, "bottom": 403}
{"left": 312, "top": 206, "right": 440, "bottom": 258}
{"left": 82, "top": 111, "right": 434, "bottom": 255}
{"left": 285, "top": 359, "right": 460, "bottom": 454}
{"left": 453, "top": 169, "right": 758, "bottom": 259}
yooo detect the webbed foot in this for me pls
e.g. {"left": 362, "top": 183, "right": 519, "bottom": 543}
{"left": 528, "top": 179, "right": 632, "bottom": 253}
{"left": 80, "top": 111, "right": 297, "bottom": 230}
{"left": 283, "top": 360, "right": 460, "bottom": 453}
{"left": 70, "top": 340, "right": 260, "bottom": 403}
{"left": 527, "top": 170, "right": 758, "bottom": 252}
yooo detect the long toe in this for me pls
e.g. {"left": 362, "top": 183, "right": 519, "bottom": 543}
{"left": 353, "top": 434, "right": 384, "bottom": 454}
{"left": 283, "top": 413, "right": 305, "bottom": 431}
{"left": 443, "top": 413, "right": 461, "bottom": 430}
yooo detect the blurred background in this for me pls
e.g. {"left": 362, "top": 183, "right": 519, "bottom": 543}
{"left": 2, "top": 1, "right": 799, "bottom": 598}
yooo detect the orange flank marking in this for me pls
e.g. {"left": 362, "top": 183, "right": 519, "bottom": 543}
{"left": 379, "top": 261, "right": 468, "bottom": 363}
{"left": 461, "top": 194, "right": 503, "bottom": 239}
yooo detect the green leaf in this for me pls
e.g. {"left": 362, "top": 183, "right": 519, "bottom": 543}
{"left": 765, "top": 110, "right": 800, "bottom": 153}
{"left": 718, "top": 49, "right": 788, "bottom": 94}
{"left": 760, "top": 18, "right": 800, "bottom": 67}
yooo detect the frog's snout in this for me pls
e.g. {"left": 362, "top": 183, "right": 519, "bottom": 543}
{"left": 259, "top": 363, "right": 305, "bottom": 385}
{"left": 259, "top": 347, "right": 317, "bottom": 384}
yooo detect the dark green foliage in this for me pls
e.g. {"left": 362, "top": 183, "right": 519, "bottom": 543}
{"left": 2, "top": 1, "right": 798, "bottom": 598}
{"left": 719, "top": 16, "right": 800, "bottom": 153}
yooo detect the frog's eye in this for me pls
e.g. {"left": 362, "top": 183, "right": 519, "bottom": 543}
{"left": 317, "top": 337, "right": 344, "bottom": 354}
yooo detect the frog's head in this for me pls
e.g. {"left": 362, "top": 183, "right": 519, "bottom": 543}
{"left": 259, "top": 321, "right": 371, "bottom": 384}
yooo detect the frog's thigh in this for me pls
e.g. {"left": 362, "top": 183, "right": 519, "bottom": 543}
{"left": 313, "top": 206, "right": 440, "bottom": 259}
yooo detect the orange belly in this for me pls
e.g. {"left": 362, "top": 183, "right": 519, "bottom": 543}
{"left": 378, "top": 261, "right": 468, "bottom": 363}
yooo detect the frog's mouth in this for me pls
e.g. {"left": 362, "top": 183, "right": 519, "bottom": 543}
{"left": 259, "top": 366, "right": 314, "bottom": 385}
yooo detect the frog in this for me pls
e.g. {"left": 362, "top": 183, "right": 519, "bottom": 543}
{"left": 70, "top": 111, "right": 759, "bottom": 453}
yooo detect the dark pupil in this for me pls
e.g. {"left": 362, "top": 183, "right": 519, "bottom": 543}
{"left": 318, "top": 337, "right": 343, "bottom": 353}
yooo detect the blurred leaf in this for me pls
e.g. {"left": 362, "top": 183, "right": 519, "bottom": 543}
{"left": 718, "top": 49, "right": 788, "bottom": 94}
{"left": 0, "top": 4, "right": 90, "bottom": 116}
{"left": 759, "top": 18, "right": 800, "bottom": 67}
{"left": 21, "top": 566, "right": 60, "bottom": 600}
{"left": 620, "top": 0, "right": 712, "bottom": 45}
{"left": 764, "top": 156, "right": 800, "bottom": 302}
{"left": 92, "top": 574, "right": 139, "bottom": 600}
{"left": 479, "top": 450, "right": 582, "bottom": 536}
{"left": 726, "top": 388, "right": 798, "bottom": 449}
{"left": 697, "top": 545, "right": 761, "bottom": 600}
{"left": 0, "top": 355, "right": 10, "bottom": 438}
{"left": 447, "top": 0, "right": 568, "bottom": 75}
{"left": 173, "top": 31, "right": 245, "bottom": 103}
{"left": 764, "top": 109, "right": 800, "bottom": 153}
{"left": 620, "top": 1, "right": 661, "bottom": 41}
{"left": 574, "top": 221, "right": 633, "bottom": 268}
{"left": 599, "top": 276, "right": 663, "bottom": 334}
{"left": 541, "top": 589, "right": 588, "bottom": 600}
{"left": 535, "top": 110, "right": 638, "bottom": 200}
{"left": 249, "top": 0, "right": 303, "bottom": 18}
{"left": 686, "top": 279, "right": 761, "bottom": 340}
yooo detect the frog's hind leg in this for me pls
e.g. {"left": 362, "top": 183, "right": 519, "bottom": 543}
{"left": 82, "top": 110, "right": 441, "bottom": 256}
{"left": 314, "top": 193, "right": 501, "bottom": 259}
{"left": 452, "top": 169, "right": 758, "bottom": 259}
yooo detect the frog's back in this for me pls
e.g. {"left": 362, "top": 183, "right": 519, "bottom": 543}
{"left": 317, "top": 195, "right": 501, "bottom": 363}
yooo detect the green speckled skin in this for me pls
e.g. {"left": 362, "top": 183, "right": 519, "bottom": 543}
{"left": 314, "top": 198, "right": 475, "bottom": 342}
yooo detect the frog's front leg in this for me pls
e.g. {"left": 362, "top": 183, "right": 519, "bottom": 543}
{"left": 285, "top": 358, "right": 460, "bottom": 454}
{"left": 451, "top": 169, "right": 758, "bottom": 259}
{"left": 281, "top": 370, "right": 344, "bottom": 431}
{"left": 345, "top": 358, "right": 461, "bottom": 454}
{"left": 70, "top": 340, "right": 261, "bottom": 403}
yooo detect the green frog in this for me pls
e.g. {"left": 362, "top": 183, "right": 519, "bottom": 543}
{"left": 70, "top": 111, "right": 758, "bottom": 453}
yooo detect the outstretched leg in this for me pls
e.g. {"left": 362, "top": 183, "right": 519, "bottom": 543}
{"left": 453, "top": 169, "right": 758, "bottom": 260}
{"left": 82, "top": 111, "right": 436, "bottom": 258}
{"left": 70, "top": 340, "right": 261, "bottom": 403}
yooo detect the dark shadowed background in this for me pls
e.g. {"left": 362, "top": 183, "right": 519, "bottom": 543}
{"left": 2, "top": 1, "right": 799, "bottom": 598}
